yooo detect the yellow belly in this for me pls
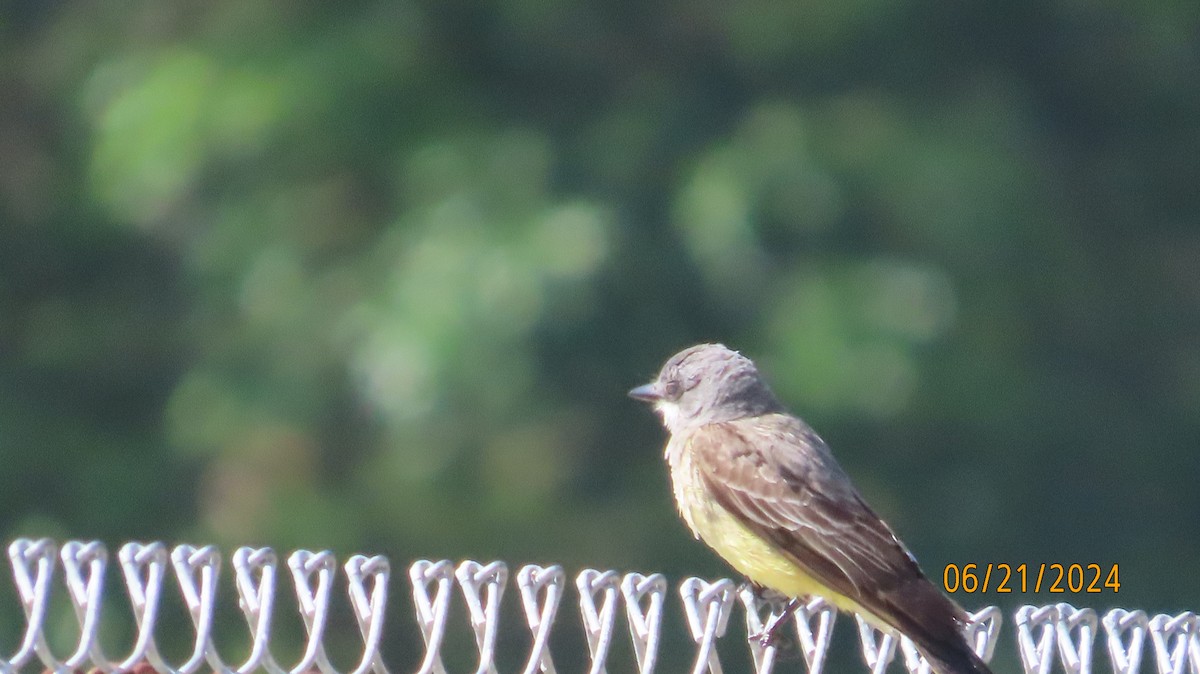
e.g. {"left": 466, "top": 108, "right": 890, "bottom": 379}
{"left": 671, "top": 447, "right": 889, "bottom": 627}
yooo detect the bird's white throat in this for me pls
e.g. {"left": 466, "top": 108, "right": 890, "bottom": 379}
{"left": 654, "top": 400, "right": 683, "bottom": 434}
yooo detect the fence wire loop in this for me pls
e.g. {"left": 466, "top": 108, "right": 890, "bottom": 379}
{"left": 61, "top": 540, "right": 106, "bottom": 670}
{"left": 516, "top": 565, "right": 564, "bottom": 674}
{"left": 345, "top": 555, "right": 390, "bottom": 674}
{"left": 575, "top": 570, "right": 619, "bottom": 674}
{"left": 456, "top": 560, "right": 507, "bottom": 674}
{"left": 965, "top": 606, "right": 1003, "bottom": 663}
{"left": 288, "top": 550, "right": 337, "bottom": 674}
{"left": 9, "top": 539, "right": 58, "bottom": 672}
{"left": 118, "top": 541, "right": 169, "bottom": 672}
{"left": 1017, "top": 604, "right": 1060, "bottom": 674}
{"left": 1148, "top": 612, "right": 1195, "bottom": 674}
{"left": 902, "top": 631, "right": 946, "bottom": 674}
{"left": 232, "top": 547, "right": 280, "bottom": 674}
{"left": 899, "top": 633, "right": 932, "bottom": 674}
{"left": 410, "top": 560, "right": 453, "bottom": 674}
{"left": 855, "top": 616, "right": 899, "bottom": 674}
{"left": 738, "top": 584, "right": 782, "bottom": 674}
{"left": 680, "top": 577, "right": 736, "bottom": 674}
{"left": 173, "top": 544, "right": 222, "bottom": 674}
{"left": 795, "top": 597, "right": 835, "bottom": 674}
{"left": 621, "top": 572, "right": 665, "bottom": 674}
{"left": 1, "top": 539, "right": 1196, "bottom": 674}
{"left": 1104, "top": 609, "right": 1149, "bottom": 674}
{"left": 1055, "top": 603, "right": 1098, "bottom": 674}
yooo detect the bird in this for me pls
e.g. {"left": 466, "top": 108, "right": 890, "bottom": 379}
{"left": 629, "top": 343, "right": 991, "bottom": 674}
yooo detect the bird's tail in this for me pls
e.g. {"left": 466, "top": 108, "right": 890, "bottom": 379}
{"left": 919, "top": 639, "right": 993, "bottom": 674}
{"left": 883, "top": 577, "right": 994, "bottom": 674}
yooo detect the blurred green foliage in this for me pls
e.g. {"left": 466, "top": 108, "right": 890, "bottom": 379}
{"left": 1, "top": 0, "right": 1199, "bottom": 671}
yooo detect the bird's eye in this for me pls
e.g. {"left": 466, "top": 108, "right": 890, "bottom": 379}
{"left": 662, "top": 380, "right": 682, "bottom": 400}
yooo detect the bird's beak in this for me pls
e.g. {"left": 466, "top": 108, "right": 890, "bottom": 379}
{"left": 628, "top": 383, "right": 662, "bottom": 402}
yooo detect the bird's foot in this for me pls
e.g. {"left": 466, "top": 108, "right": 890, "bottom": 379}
{"left": 753, "top": 597, "right": 804, "bottom": 650}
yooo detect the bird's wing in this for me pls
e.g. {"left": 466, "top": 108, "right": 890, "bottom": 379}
{"left": 687, "top": 415, "right": 969, "bottom": 650}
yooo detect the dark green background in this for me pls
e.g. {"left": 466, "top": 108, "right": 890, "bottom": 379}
{"left": 1, "top": 1, "right": 1197, "bottom": 671}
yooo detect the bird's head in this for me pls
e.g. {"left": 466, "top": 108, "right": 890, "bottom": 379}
{"left": 629, "top": 343, "right": 783, "bottom": 433}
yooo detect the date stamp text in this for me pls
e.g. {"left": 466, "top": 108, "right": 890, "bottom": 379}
{"left": 942, "top": 563, "right": 1120, "bottom": 594}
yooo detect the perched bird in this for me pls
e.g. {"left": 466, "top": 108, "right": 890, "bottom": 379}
{"left": 629, "top": 343, "right": 991, "bottom": 674}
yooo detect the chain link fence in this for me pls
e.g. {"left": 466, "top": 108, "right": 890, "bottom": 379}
{"left": 0, "top": 540, "right": 1189, "bottom": 674}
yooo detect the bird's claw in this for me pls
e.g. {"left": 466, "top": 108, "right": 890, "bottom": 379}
{"left": 752, "top": 596, "right": 803, "bottom": 650}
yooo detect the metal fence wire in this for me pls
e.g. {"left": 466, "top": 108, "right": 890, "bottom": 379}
{"left": 0, "top": 540, "right": 1191, "bottom": 674}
